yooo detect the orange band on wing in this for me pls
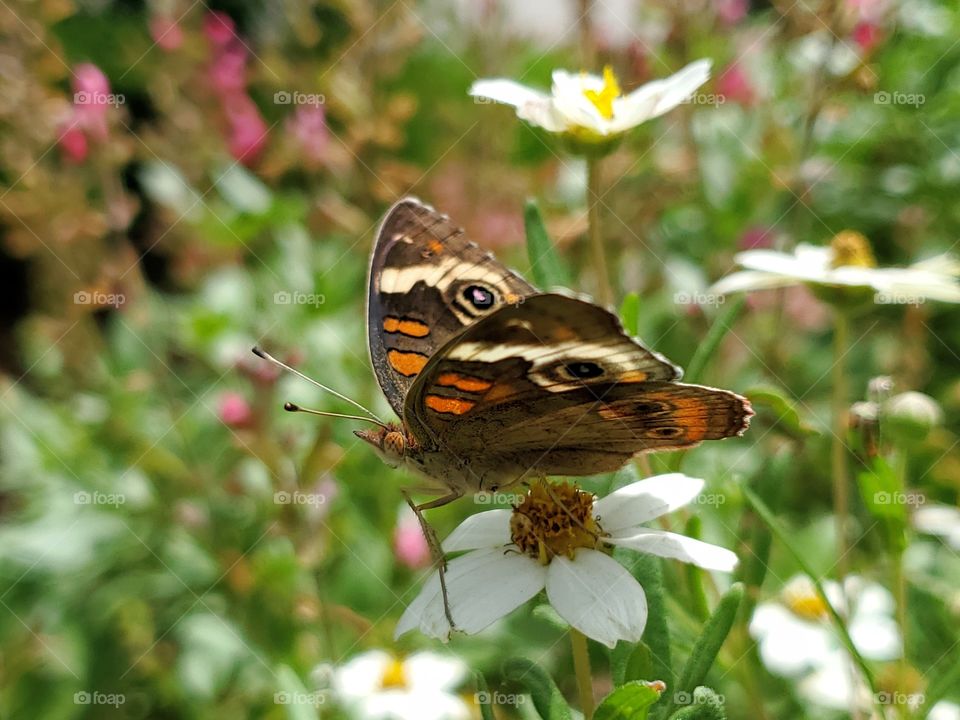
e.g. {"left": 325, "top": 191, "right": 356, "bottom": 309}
{"left": 425, "top": 395, "right": 475, "bottom": 415}
{"left": 618, "top": 371, "right": 648, "bottom": 383}
{"left": 383, "top": 316, "right": 430, "bottom": 338}
{"left": 436, "top": 373, "right": 493, "bottom": 394}
{"left": 387, "top": 350, "right": 428, "bottom": 377}
{"left": 427, "top": 240, "right": 445, "bottom": 255}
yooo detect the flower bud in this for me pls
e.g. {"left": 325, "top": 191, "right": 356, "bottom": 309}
{"left": 883, "top": 391, "right": 943, "bottom": 444}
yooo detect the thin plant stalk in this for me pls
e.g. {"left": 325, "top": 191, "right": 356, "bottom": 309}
{"left": 892, "top": 448, "right": 910, "bottom": 720}
{"left": 587, "top": 157, "right": 613, "bottom": 307}
{"left": 570, "top": 628, "right": 595, "bottom": 719}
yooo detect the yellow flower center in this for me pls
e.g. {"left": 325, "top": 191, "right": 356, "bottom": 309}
{"left": 583, "top": 65, "right": 621, "bottom": 120}
{"left": 379, "top": 658, "right": 407, "bottom": 689}
{"left": 830, "top": 230, "right": 877, "bottom": 269}
{"left": 509, "top": 480, "right": 602, "bottom": 563}
{"left": 783, "top": 585, "right": 828, "bottom": 621}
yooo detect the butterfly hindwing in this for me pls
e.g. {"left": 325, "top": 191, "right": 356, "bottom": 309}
{"left": 367, "top": 198, "right": 536, "bottom": 416}
{"left": 405, "top": 294, "right": 751, "bottom": 480}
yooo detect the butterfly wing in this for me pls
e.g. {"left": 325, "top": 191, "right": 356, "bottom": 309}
{"left": 367, "top": 198, "right": 536, "bottom": 416}
{"left": 405, "top": 293, "right": 751, "bottom": 482}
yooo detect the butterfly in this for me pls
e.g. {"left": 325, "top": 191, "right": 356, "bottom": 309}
{"left": 351, "top": 197, "right": 753, "bottom": 508}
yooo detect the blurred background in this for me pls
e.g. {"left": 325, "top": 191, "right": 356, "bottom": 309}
{"left": 1, "top": 0, "right": 959, "bottom": 718}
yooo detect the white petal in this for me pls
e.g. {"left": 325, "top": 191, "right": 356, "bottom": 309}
{"left": 913, "top": 505, "right": 960, "bottom": 548}
{"left": 468, "top": 79, "right": 548, "bottom": 109}
{"left": 734, "top": 247, "right": 816, "bottom": 277}
{"left": 469, "top": 79, "right": 566, "bottom": 132}
{"left": 593, "top": 474, "right": 705, "bottom": 532}
{"left": 610, "top": 59, "right": 711, "bottom": 131}
{"left": 709, "top": 270, "right": 801, "bottom": 295}
{"left": 749, "top": 603, "right": 833, "bottom": 676}
{"left": 797, "top": 652, "right": 865, "bottom": 710}
{"left": 931, "top": 702, "right": 960, "bottom": 720}
{"left": 545, "top": 549, "right": 647, "bottom": 648}
{"left": 395, "top": 548, "right": 545, "bottom": 640}
{"left": 606, "top": 529, "right": 738, "bottom": 571}
{"left": 404, "top": 652, "right": 469, "bottom": 693}
{"left": 332, "top": 650, "right": 392, "bottom": 699}
{"left": 442, "top": 510, "right": 511, "bottom": 552}
{"left": 362, "top": 690, "right": 470, "bottom": 720}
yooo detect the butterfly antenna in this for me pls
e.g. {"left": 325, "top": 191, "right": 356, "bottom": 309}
{"left": 283, "top": 402, "right": 389, "bottom": 430}
{"left": 251, "top": 346, "right": 386, "bottom": 425}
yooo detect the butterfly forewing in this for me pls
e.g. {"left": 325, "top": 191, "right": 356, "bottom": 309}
{"left": 367, "top": 198, "right": 536, "bottom": 416}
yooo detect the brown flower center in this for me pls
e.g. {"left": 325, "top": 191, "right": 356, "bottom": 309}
{"left": 509, "top": 480, "right": 602, "bottom": 563}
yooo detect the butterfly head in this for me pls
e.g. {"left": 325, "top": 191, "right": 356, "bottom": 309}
{"left": 355, "top": 424, "right": 410, "bottom": 467}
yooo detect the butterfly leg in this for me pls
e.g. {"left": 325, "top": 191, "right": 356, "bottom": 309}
{"left": 401, "top": 488, "right": 463, "bottom": 632}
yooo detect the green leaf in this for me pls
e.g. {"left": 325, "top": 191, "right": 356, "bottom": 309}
{"left": 660, "top": 584, "right": 742, "bottom": 719}
{"left": 475, "top": 672, "right": 496, "bottom": 720}
{"left": 274, "top": 665, "right": 320, "bottom": 720}
{"left": 525, "top": 199, "right": 571, "bottom": 288}
{"left": 595, "top": 681, "right": 665, "bottom": 720}
{"left": 502, "top": 657, "right": 572, "bottom": 720}
{"left": 620, "top": 292, "right": 641, "bottom": 336}
{"left": 745, "top": 387, "right": 818, "bottom": 439}
{"left": 667, "top": 687, "right": 727, "bottom": 720}
{"left": 683, "top": 296, "right": 745, "bottom": 384}
{"left": 683, "top": 517, "right": 711, "bottom": 622}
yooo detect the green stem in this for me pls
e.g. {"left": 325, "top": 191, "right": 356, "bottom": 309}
{"left": 892, "top": 449, "right": 910, "bottom": 720}
{"left": 587, "top": 157, "right": 613, "bottom": 308}
{"left": 831, "top": 310, "right": 851, "bottom": 583}
{"left": 831, "top": 309, "right": 858, "bottom": 719}
{"left": 570, "top": 628, "right": 595, "bottom": 719}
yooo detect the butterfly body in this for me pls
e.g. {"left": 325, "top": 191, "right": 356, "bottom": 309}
{"left": 358, "top": 198, "right": 753, "bottom": 498}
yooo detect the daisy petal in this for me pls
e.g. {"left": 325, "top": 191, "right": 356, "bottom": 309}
{"left": 593, "top": 474, "right": 705, "bottom": 532}
{"left": 468, "top": 79, "right": 548, "bottom": 109}
{"left": 546, "top": 549, "right": 647, "bottom": 648}
{"left": 404, "top": 652, "right": 469, "bottom": 693}
{"left": 709, "top": 269, "right": 801, "bottom": 295}
{"left": 443, "top": 509, "right": 511, "bottom": 552}
{"left": 607, "top": 528, "right": 738, "bottom": 571}
{"left": 611, "top": 59, "right": 711, "bottom": 131}
{"left": 395, "top": 549, "right": 545, "bottom": 641}
{"left": 749, "top": 602, "right": 832, "bottom": 675}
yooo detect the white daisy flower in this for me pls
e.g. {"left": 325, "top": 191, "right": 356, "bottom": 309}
{"left": 750, "top": 575, "right": 901, "bottom": 710}
{"left": 912, "top": 504, "right": 960, "bottom": 550}
{"left": 331, "top": 649, "right": 470, "bottom": 720}
{"left": 396, "top": 475, "right": 738, "bottom": 648}
{"left": 469, "top": 61, "right": 711, "bottom": 147}
{"left": 710, "top": 231, "right": 960, "bottom": 303}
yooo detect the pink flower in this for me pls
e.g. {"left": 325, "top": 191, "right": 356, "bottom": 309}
{"left": 716, "top": 62, "right": 755, "bottom": 106}
{"left": 393, "top": 507, "right": 431, "bottom": 569}
{"left": 716, "top": 0, "right": 748, "bottom": 26}
{"left": 58, "top": 122, "right": 88, "bottom": 163}
{"left": 203, "top": 11, "right": 236, "bottom": 47}
{"left": 149, "top": 15, "right": 184, "bottom": 51}
{"left": 219, "top": 392, "right": 253, "bottom": 427}
{"left": 72, "top": 63, "right": 112, "bottom": 140}
{"left": 209, "top": 43, "right": 248, "bottom": 96}
{"left": 286, "top": 105, "right": 328, "bottom": 166}
{"left": 224, "top": 94, "right": 268, "bottom": 164}
{"left": 739, "top": 226, "right": 774, "bottom": 250}
{"left": 852, "top": 21, "right": 883, "bottom": 53}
